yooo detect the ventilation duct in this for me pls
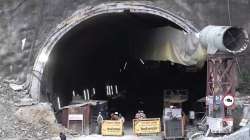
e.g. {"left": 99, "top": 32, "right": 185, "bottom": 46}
{"left": 199, "top": 26, "right": 249, "bottom": 54}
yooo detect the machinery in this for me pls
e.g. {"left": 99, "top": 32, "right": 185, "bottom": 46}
{"left": 199, "top": 26, "right": 248, "bottom": 134}
{"left": 162, "top": 25, "right": 249, "bottom": 137}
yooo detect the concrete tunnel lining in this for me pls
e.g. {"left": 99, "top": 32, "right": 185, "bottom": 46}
{"left": 30, "top": 2, "right": 201, "bottom": 107}
{"left": 30, "top": 1, "right": 199, "bottom": 102}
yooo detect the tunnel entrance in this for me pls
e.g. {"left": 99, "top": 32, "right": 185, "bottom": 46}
{"left": 27, "top": 2, "right": 207, "bottom": 135}
{"left": 40, "top": 11, "right": 206, "bottom": 122}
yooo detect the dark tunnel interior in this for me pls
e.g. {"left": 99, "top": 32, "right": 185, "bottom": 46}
{"left": 41, "top": 12, "right": 207, "bottom": 120}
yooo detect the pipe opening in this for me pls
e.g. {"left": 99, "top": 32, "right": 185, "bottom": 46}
{"left": 223, "top": 27, "right": 249, "bottom": 52}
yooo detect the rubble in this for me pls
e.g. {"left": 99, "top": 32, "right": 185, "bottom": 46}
{"left": 0, "top": 81, "right": 64, "bottom": 139}
{"left": 15, "top": 103, "right": 59, "bottom": 133}
{"left": 14, "top": 97, "right": 38, "bottom": 107}
{"left": 9, "top": 83, "right": 24, "bottom": 91}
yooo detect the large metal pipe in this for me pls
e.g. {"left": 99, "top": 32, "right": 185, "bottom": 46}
{"left": 199, "top": 26, "right": 249, "bottom": 54}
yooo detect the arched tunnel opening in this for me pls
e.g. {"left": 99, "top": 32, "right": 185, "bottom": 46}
{"left": 41, "top": 12, "right": 207, "bottom": 125}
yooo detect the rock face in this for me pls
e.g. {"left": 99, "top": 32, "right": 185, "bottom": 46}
{"left": 15, "top": 103, "right": 56, "bottom": 125}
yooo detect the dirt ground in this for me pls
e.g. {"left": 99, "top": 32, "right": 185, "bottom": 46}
{"left": 68, "top": 135, "right": 162, "bottom": 140}
{"left": 47, "top": 134, "right": 162, "bottom": 140}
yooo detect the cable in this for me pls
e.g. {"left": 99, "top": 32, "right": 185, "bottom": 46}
{"left": 227, "top": 0, "right": 232, "bottom": 26}
{"left": 227, "top": 0, "right": 243, "bottom": 77}
{"left": 235, "top": 55, "right": 242, "bottom": 75}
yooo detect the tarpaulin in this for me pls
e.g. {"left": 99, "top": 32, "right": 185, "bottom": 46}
{"left": 133, "top": 26, "right": 206, "bottom": 67}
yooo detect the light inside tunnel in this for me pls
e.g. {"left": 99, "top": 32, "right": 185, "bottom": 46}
{"left": 41, "top": 12, "right": 206, "bottom": 121}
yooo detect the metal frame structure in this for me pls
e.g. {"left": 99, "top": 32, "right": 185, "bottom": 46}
{"left": 207, "top": 53, "right": 237, "bottom": 96}
{"left": 207, "top": 52, "right": 237, "bottom": 108}
{"left": 206, "top": 52, "right": 237, "bottom": 133}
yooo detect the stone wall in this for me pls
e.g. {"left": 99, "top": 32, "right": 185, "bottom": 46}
{"left": 0, "top": 0, "right": 250, "bottom": 89}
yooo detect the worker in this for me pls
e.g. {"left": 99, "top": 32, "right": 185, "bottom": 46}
{"left": 135, "top": 110, "right": 146, "bottom": 119}
{"left": 111, "top": 112, "right": 119, "bottom": 120}
{"left": 59, "top": 132, "right": 66, "bottom": 140}
{"left": 140, "top": 110, "right": 146, "bottom": 119}
{"left": 182, "top": 112, "right": 188, "bottom": 127}
{"left": 135, "top": 111, "right": 140, "bottom": 119}
{"left": 96, "top": 112, "right": 103, "bottom": 134}
{"left": 119, "top": 113, "right": 125, "bottom": 123}
{"left": 189, "top": 110, "right": 195, "bottom": 125}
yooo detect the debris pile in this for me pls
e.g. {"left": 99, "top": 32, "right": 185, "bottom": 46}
{"left": 0, "top": 81, "right": 65, "bottom": 139}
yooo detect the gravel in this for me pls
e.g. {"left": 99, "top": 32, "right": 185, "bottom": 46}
{"left": 0, "top": 81, "right": 62, "bottom": 139}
